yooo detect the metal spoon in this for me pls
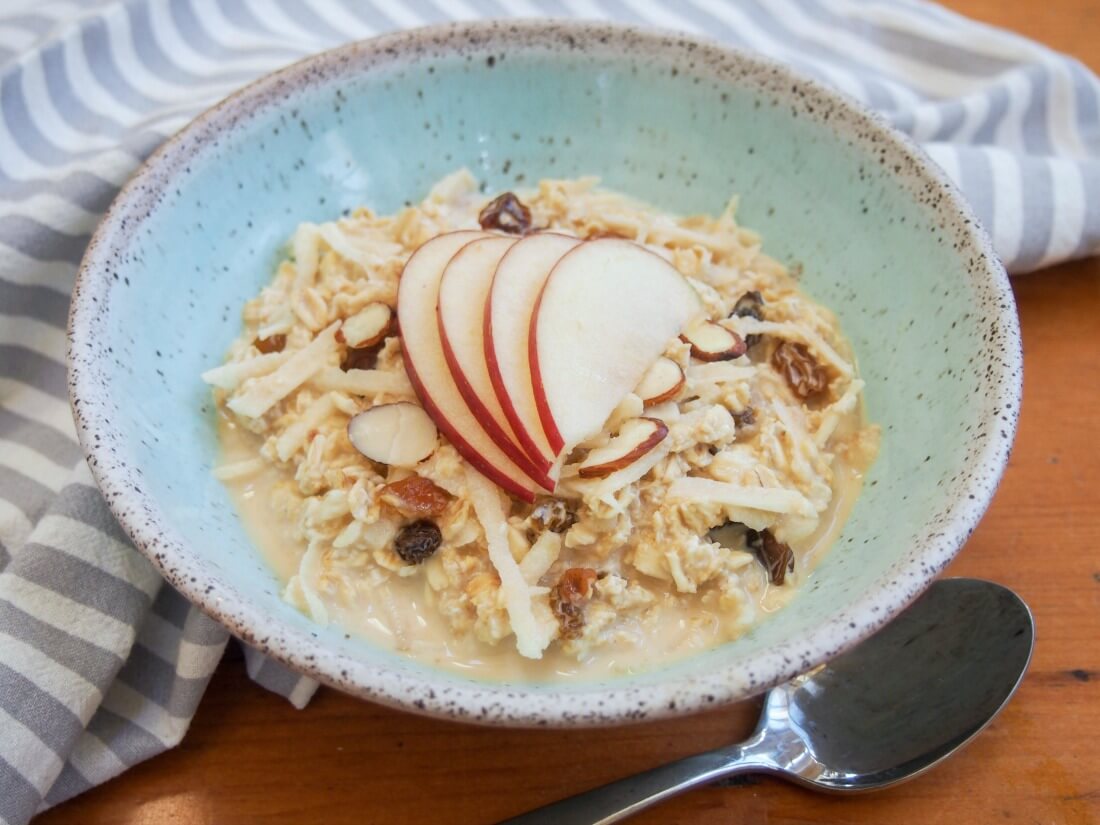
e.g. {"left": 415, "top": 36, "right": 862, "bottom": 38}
{"left": 502, "top": 577, "right": 1033, "bottom": 825}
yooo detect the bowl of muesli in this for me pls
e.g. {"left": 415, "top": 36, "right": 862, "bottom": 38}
{"left": 68, "top": 21, "right": 1021, "bottom": 725}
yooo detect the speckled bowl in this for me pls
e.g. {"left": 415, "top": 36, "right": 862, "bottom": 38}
{"left": 68, "top": 21, "right": 1021, "bottom": 727}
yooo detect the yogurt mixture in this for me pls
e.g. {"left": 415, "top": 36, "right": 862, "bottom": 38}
{"left": 205, "top": 171, "right": 878, "bottom": 681}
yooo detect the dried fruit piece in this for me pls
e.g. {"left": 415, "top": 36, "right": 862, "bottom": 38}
{"left": 550, "top": 567, "right": 598, "bottom": 639}
{"left": 341, "top": 345, "right": 379, "bottom": 372}
{"left": 529, "top": 499, "right": 576, "bottom": 534}
{"left": 772, "top": 341, "right": 828, "bottom": 400}
{"left": 380, "top": 475, "right": 451, "bottom": 518}
{"left": 680, "top": 319, "right": 747, "bottom": 361}
{"left": 731, "top": 291, "right": 765, "bottom": 347}
{"left": 254, "top": 334, "right": 286, "bottom": 354}
{"left": 394, "top": 520, "right": 442, "bottom": 564}
{"left": 478, "top": 192, "right": 532, "bottom": 235}
{"left": 747, "top": 528, "right": 794, "bottom": 585}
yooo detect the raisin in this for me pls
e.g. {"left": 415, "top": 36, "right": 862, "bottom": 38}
{"left": 550, "top": 568, "right": 598, "bottom": 640}
{"left": 478, "top": 192, "right": 533, "bottom": 235}
{"left": 731, "top": 291, "right": 765, "bottom": 348}
{"left": 529, "top": 499, "right": 576, "bottom": 533}
{"left": 340, "top": 344, "right": 378, "bottom": 371}
{"left": 393, "top": 520, "right": 442, "bottom": 564}
{"left": 255, "top": 334, "right": 286, "bottom": 354}
{"left": 746, "top": 528, "right": 794, "bottom": 585}
{"left": 772, "top": 341, "right": 829, "bottom": 400}
{"left": 380, "top": 476, "right": 451, "bottom": 518}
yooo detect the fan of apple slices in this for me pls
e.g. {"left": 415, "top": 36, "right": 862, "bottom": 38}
{"left": 396, "top": 230, "right": 704, "bottom": 502}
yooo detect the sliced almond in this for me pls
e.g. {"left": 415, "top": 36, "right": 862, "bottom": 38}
{"left": 680, "top": 320, "right": 746, "bottom": 362}
{"left": 347, "top": 402, "right": 437, "bottom": 467}
{"left": 634, "top": 357, "right": 685, "bottom": 406}
{"left": 341, "top": 302, "right": 393, "bottom": 348}
{"left": 577, "top": 417, "right": 669, "bottom": 479}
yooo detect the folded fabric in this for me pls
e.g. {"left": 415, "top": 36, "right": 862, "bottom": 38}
{"left": 0, "top": 1, "right": 1096, "bottom": 823}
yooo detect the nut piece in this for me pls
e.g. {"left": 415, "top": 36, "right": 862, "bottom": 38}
{"left": 634, "top": 357, "right": 685, "bottom": 407}
{"left": 529, "top": 499, "right": 576, "bottom": 534}
{"left": 347, "top": 402, "right": 438, "bottom": 467}
{"left": 577, "top": 417, "right": 669, "bottom": 479}
{"left": 478, "top": 192, "right": 533, "bottom": 235}
{"left": 747, "top": 528, "right": 794, "bottom": 585}
{"left": 550, "top": 567, "right": 598, "bottom": 640}
{"left": 680, "top": 320, "right": 747, "bottom": 362}
{"left": 772, "top": 341, "right": 828, "bottom": 400}
{"left": 380, "top": 475, "right": 451, "bottom": 518}
{"left": 339, "top": 303, "right": 393, "bottom": 371}
{"left": 394, "top": 520, "right": 442, "bottom": 564}
{"left": 342, "top": 302, "right": 393, "bottom": 349}
{"left": 730, "top": 291, "right": 765, "bottom": 347}
{"left": 254, "top": 334, "right": 286, "bottom": 354}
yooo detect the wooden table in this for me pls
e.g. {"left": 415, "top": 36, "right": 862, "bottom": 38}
{"left": 39, "top": 3, "right": 1100, "bottom": 823}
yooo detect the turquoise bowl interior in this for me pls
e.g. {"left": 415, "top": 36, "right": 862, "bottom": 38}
{"left": 69, "top": 22, "right": 1021, "bottom": 726}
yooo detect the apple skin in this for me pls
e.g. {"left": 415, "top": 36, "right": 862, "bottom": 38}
{"left": 397, "top": 231, "right": 541, "bottom": 503}
{"left": 484, "top": 232, "right": 580, "bottom": 474}
{"left": 436, "top": 236, "right": 554, "bottom": 491}
{"left": 528, "top": 275, "right": 567, "bottom": 455}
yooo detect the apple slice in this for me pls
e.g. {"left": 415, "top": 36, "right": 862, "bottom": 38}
{"left": 680, "top": 320, "right": 746, "bottom": 361}
{"left": 485, "top": 232, "right": 582, "bottom": 472}
{"left": 530, "top": 238, "right": 702, "bottom": 453}
{"left": 347, "top": 402, "right": 437, "bottom": 467}
{"left": 634, "top": 357, "right": 685, "bottom": 406}
{"left": 397, "top": 231, "right": 543, "bottom": 502}
{"left": 437, "top": 236, "right": 553, "bottom": 490}
{"left": 577, "top": 417, "right": 669, "bottom": 478}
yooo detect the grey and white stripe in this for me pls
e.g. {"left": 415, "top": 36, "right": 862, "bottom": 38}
{"left": 0, "top": 0, "right": 1096, "bottom": 821}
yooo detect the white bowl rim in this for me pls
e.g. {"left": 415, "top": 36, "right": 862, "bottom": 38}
{"left": 68, "top": 19, "right": 1022, "bottom": 727}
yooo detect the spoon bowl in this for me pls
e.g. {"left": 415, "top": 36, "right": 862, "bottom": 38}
{"left": 503, "top": 578, "right": 1034, "bottom": 823}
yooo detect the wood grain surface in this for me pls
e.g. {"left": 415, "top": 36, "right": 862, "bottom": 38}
{"left": 38, "top": 2, "right": 1100, "bottom": 823}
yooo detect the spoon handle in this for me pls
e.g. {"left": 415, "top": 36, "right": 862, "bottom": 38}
{"left": 497, "top": 746, "right": 766, "bottom": 825}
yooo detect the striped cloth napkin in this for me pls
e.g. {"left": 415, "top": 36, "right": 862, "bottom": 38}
{"left": 0, "top": 1, "right": 1097, "bottom": 822}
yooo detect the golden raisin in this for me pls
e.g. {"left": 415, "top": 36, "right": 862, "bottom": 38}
{"left": 478, "top": 192, "right": 532, "bottom": 235}
{"left": 747, "top": 529, "right": 794, "bottom": 585}
{"left": 550, "top": 568, "right": 598, "bottom": 640}
{"left": 254, "top": 334, "right": 286, "bottom": 354}
{"left": 341, "top": 345, "right": 378, "bottom": 372}
{"left": 380, "top": 475, "right": 451, "bottom": 518}
{"left": 772, "top": 341, "right": 828, "bottom": 400}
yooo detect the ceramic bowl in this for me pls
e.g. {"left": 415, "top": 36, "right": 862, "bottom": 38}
{"left": 68, "top": 20, "right": 1022, "bottom": 726}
